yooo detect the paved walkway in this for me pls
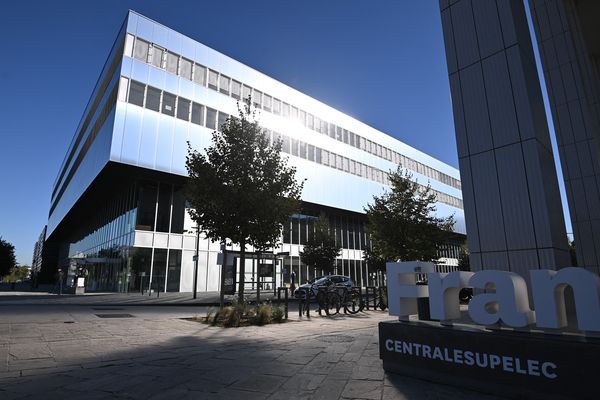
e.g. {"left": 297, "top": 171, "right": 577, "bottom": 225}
{"left": 0, "top": 300, "right": 501, "bottom": 400}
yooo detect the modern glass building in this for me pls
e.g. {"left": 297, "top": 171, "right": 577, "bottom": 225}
{"left": 37, "top": 10, "right": 465, "bottom": 293}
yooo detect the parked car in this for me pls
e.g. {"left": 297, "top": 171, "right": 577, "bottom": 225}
{"left": 294, "top": 275, "right": 354, "bottom": 299}
{"left": 459, "top": 288, "right": 473, "bottom": 303}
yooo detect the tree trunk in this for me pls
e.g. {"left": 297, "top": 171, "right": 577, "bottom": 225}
{"left": 238, "top": 239, "right": 246, "bottom": 301}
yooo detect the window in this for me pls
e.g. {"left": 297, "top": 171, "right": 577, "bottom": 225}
{"left": 145, "top": 86, "right": 161, "bottom": 111}
{"left": 313, "top": 117, "right": 321, "bottom": 133}
{"left": 343, "top": 129, "right": 349, "bottom": 144}
{"left": 206, "top": 107, "right": 217, "bottom": 129}
{"left": 151, "top": 46, "right": 164, "bottom": 68}
{"left": 128, "top": 80, "right": 145, "bottom": 107}
{"left": 321, "top": 121, "right": 327, "bottom": 135}
{"left": 180, "top": 58, "right": 192, "bottom": 80}
{"left": 282, "top": 102, "right": 290, "bottom": 117}
{"left": 328, "top": 123, "right": 335, "bottom": 139}
{"left": 133, "top": 38, "right": 149, "bottom": 62}
{"left": 191, "top": 102, "right": 205, "bottom": 126}
{"left": 162, "top": 93, "right": 176, "bottom": 116}
{"left": 299, "top": 142, "right": 306, "bottom": 159}
{"left": 124, "top": 34, "right": 134, "bottom": 58}
{"left": 208, "top": 69, "right": 218, "bottom": 90}
{"left": 193, "top": 64, "right": 206, "bottom": 86}
{"left": 336, "top": 126, "right": 343, "bottom": 141}
{"left": 263, "top": 94, "right": 272, "bottom": 112}
{"left": 291, "top": 106, "right": 298, "bottom": 120}
{"left": 166, "top": 52, "right": 179, "bottom": 74}
{"left": 315, "top": 148, "right": 322, "bottom": 164}
{"left": 242, "top": 85, "right": 252, "bottom": 102}
{"left": 329, "top": 152, "right": 335, "bottom": 167}
{"left": 336, "top": 154, "right": 342, "bottom": 170}
{"left": 156, "top": 183, "right": 172, "bottom": 233}
{"left": 349, "top": 132, "right": 355, "bottom": 147}
{"left": 322, "top": 150, "right": 329, "bottom": 166}
{"left": 231, "top": 80, "right": 241, "bottom": 99}
{"left": 219, "top": 75, "right": 230, "bottom": 95}
{"left": 176, "top": 98, "right": 190, "bottom": 121}
{"left": 118, "top": 77, "right": 129, "bottom": 102}
{"left": 253, "top": 90, "right": 262, "bottom": 108}
{"left": 218, "top": 111, "right": 228, "bottom": 130}
{"left": 343, "top": 157, "right": 349, "bottom": 172}
{"left": 136, "top": 183, "right": 157, "bottom": 231}
{"left": 307, "top": 144, "right": 315, "bottom": 161}
{"left": 291, "top": 139, "right": 299, "bottom": 157}
{"left": 281, "top": 134, "right": 290, "bottom": 153}
{"left": 273, "top": 98, "right": 281, "bottom": 115}
{"left": 272, "top": 131, "right": 281, "bottom": 147}
{"left": 299, "top": 110, "right": 306, "bottom": 126}
{"left": 306, "top": 114, "right": 313, "bottom": 130}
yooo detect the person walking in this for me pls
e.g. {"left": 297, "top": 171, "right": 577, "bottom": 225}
{"left": 52, "top": 268, "right": 64, "bottom": 295}
{"left": 290, "top": 271, "right": 296, "bottom": 296}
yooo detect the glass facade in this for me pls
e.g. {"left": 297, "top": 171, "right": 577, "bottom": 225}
{"left": 65, "top": 180, "right": 186, "bottom": 292}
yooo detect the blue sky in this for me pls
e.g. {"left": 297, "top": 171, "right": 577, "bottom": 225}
{"left": 0, "top": 0, "right": 570, "bottom": 264}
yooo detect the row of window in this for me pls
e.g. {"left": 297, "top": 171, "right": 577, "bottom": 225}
{"left": 125, "top": 34, "right": 462, "bottom": 191}
{"left": 53, "top": 41, "right": 126, "bottom": 201}
{"left": 121, "top": 77, "right": 463, "bottom": 209}
{"left": 50, "top": 82, "right": 120, "bottom": 217}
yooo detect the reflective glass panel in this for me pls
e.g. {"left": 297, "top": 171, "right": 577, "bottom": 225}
{"left": 128, "top": 80, "right": 145, "bottom": 107}
{"left": 145, "top": 86, "right": 161, "bottom": 112}
{"left": 191, "top": 103, "right": 204, "bottom": 126}
{"left": 133, "top": 38, "right": 149, "bottom": 61}
{"left": 151, "top": 46, "right": 164, "bottom": 68}
{"left": 176, "top": 98, "right": 190, "bottom": 121}
{"left": 162, "top": 93, "right": 175, "bottom": 116}
{"left": 193, "top": 64, "right": 206, "bottom": 86}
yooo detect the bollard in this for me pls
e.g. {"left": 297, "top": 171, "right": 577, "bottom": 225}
{"left": 284, "top": 288, "right": 288, "bottom": 320}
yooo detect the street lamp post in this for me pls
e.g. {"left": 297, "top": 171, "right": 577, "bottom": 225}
{"left": 193, "top": 222, "right": 200, "bottom": 300}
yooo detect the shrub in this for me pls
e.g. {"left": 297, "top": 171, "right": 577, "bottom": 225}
{"left": 204, "top": 308, "right": 214, "bottom": 323}
{"left": 254, "top": 304, "right": 272, "bottom": 326}
{"left": 219, "top": 307, "right": 237, "bottom": 327}
{"left": 272, "top": 306, "right": 285, "bottom": 323}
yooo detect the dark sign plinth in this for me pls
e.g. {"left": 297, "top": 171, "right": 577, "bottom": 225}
{"left": 379, "top": 320, "right": 600, "bottom": 400}
{"left": 223, "top": 263, "right": 236, "bottom": 295}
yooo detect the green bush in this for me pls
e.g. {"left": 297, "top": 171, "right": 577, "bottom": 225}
{"left": 254, "top": 304, "right": 272, "bottom": 326}
{"left": 272, "top": 306, "right": 285, "bottom": 323}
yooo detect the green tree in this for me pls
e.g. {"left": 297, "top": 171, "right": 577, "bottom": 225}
{"left": 0, "top": 237, "right": 16, "bottom": 278}
{"left": 4, "top": 265, "right": 30, "bottom": 283}
{"left": 300, "top": 213, "right": 341, "bottom": 276}
{"left": 362, "top": 246, "right": 387, "bottom": 272}
{"left": 185, "top": 99, "right": 303, "bottom": 300}
{"left": 457, "top": 244, "right": 470, "bottom": 272}
{"left": 568, "top": 238, "right": 578, "bottom": 267}
{"left": 364, "top": 167, "right": 455, "bottom": 263}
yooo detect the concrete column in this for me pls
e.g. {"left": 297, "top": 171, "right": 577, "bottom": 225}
{"left": 439, "top": 0, "right": 571, "bottom": 277}
{"left": 529, "top": 0, "right": 600, "bottom": 274}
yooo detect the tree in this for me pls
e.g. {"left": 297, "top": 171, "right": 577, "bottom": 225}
{"left": 457, "top": 244, "right": 470, "bottom": 272}
{"left": 300, "top": 213, "right": 341, "bottom": 276}
{"left": 0, "top": 237, "right": 16, "bottom": 278}
{"left": 364, "top": 167, "right": 455, "bottom": 263}
{"left": 185, "top": 99, "right": 304, "bottom": 300}
{"left": 4, "top": 265, "right": 30, "bottom": 283}
{"left": 568, "top": 238, "right": 578, "bottom": 266}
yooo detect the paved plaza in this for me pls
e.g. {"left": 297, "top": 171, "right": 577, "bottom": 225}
{"left": 0, "top": 294, "right": 501, "bottom": 399}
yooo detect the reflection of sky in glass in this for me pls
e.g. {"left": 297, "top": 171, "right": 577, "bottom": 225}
{"left": 525, "top": 0, "right": 573, "bottom": 238}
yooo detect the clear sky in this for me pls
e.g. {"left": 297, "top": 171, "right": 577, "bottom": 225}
{"left": 0, "top": 0, "right": 570, "bottom": 264}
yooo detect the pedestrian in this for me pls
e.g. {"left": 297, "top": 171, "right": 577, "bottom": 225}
{"left": 290, "top": 271, "right": 296, "bottom": 295}
{"left": 52, "top": 268, "right": 64, "bottom": 295}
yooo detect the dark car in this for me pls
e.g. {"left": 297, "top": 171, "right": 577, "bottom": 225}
{"left": 294, "top": 275, "right": 354, "bottom": 299}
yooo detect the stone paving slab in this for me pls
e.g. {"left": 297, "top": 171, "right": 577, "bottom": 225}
{"left": 0, "top": 304, "right": 504, "bottom": 400}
